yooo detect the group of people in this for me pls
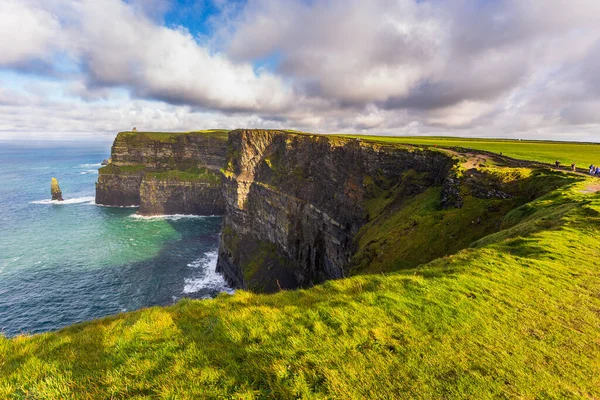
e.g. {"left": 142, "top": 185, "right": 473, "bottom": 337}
{"left": 554, "top": 161, "right": 577, "bottom": 172}
{"left": 589, "top": 165, "right": 600, "bottom": 176}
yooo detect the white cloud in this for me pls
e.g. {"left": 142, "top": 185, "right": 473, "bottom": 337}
{"left": 1, "top": 0, "right": 600, "bottom": 141}
{"left": 0, "top": 0, "right": 62, "bottom": 66}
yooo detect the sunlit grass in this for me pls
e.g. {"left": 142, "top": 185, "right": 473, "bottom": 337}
{"left": 2, "top": 177, "right": 600, "bottom": 398}
{"left": 341, "top": 135, "right": 600, "bottom": 168}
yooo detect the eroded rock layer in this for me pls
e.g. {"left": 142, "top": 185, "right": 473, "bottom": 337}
{"left": 139, "top": 176, "right": 223, "bottom": 215}
{"left": 216, "top": 130, "right": 455, "bottom": 292}
{"left": 95, "top": 131, "right": 228, "bottom": 213}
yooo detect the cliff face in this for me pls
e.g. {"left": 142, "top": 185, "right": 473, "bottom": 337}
{"left": 95, "top": 131, "right": 228, "bottom": 213}
{"left": 216, "top": 130, "right": 455, "bottom": 292}
{"left": 95, "top": 173, "right": 144, "bottom": 207}
{"left": 110, "top": 131, "right": 228, "bottom": 171}
{"left": 139, "top": 175, "right": 223, "bottom": 215}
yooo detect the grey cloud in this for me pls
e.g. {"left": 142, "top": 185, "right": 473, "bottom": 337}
{"left": 2, "top": 0, "right": 600, "bottom": 141}
{"left": 224, "top": 0, "right": 600, "bottom": 130}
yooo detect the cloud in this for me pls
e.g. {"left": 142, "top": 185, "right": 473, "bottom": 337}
{"left": 1, "top": 0, "right": 600, "bottom": 141}
{"left": 224, "top": 0, "right": 600, "bottom": 131}
{"left": 0, "top": 0, "right": 62, "bottom": 66}
{"left": 73, "top": 0, "right": 294, "bottom": 113}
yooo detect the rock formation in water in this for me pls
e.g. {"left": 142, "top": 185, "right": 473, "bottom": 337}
{"left": 51, "top": 177, "right": 63, "bottom": 201}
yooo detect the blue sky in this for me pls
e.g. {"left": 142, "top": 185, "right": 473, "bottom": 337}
{"left": 1, "top": 0, "right": 600, "bottom": 142}
{"left": 163, "top": 0, "right": 226, "bottom": 36}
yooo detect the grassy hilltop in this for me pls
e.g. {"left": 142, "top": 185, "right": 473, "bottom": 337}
{"left": 2, "top": 135, "right": 600, "bottom": 398}
{"left": 343, "top": 135, "right": 600, "bottom": 168}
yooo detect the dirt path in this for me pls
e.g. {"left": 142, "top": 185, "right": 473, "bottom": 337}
{"left": 437, "top": 147, "right": 597, "bottom": 178}
{"left": 581, "top": 183, "right": 600, "bottom": 194}
{"left": 438, "top": 148, "right": 493, "bottom": 169}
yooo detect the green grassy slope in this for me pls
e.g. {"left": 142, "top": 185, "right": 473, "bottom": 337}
{"left": 341, "top": 135, "right": 600, "bottom": 168}
{"left": 351, "top": 167, "right": 580, "bottom": 275}
{"left": 2, "top": 178, "right": 599, "bottom": 398}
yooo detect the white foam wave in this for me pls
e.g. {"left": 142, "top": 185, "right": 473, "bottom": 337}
{"left": 30, "top": 196, "right": 96, "bottom": 205}
{"left": 77, "top": 163, "right": 101, "bottom": 168}
{"left": 95, "top": 203, "right": 138, "bottom": 208}
{"left": 130, "top": 214, "right": 218, "bottom": 221}
{"left": 80, "top": 170, "right": 99, "bottom": 175}
{"left": 183, "top": 250, "right": 234, "bottom": 295}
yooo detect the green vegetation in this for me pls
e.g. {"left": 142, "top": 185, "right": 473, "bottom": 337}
{"left": 5, "top": 130, "right": 600, "bottom": 397}
{"left": 99, "top": 162, "right": 222, "bottom": 183}
{"left": 2, "top": 170, "right": 600, "bottom": 397}
{"left": 146, "top": 167, "right": 221, "bottom": 184}
{"left": 342, "top": 135, "right": 600, "bottom": 168}
{"left": 98, "top": 164, "right": 146, "bottom": 175}
{"left": 352, "top": 167, "right": 580, "bottom": 274}
{"left": 116, "top": 130, "right": 229, "bottom": 144}
{"left": 241, "top": 241, "right": 283, "bottom": 284}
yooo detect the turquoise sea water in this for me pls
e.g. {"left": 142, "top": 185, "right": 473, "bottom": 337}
{"left": 0, "top": 144, "right": 230, "bottom": 337}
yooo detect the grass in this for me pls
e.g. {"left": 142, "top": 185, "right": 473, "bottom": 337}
{"left": 341, "top": 135, "right": 600, "bottom": 168}
{"left": 2, "top": 174, "right": 600, "bottom": 398}
{"left": 116, "top": 130, "right": 229, "bottom": 144}
{"left": 145, "top": 168, "right": 221, "bottom": 184}
{"left": 351, "top": 166, "right": 580, "bottom": 275}
{"left": 98, "top": 164, "right": 146, "bottom": 175}
{"left": 99, "top": 162, "right": 222, "bottom": 184}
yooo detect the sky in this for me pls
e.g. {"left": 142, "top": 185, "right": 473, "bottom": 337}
{"left": 1, "top": 0, "right": 600, "bottom": 143}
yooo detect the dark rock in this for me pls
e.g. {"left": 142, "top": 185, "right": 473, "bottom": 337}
{"left": 139, "top": 176, "right": 224, "bottom": 215}
{"left": 95, "top": 132, "right": 228, "bottom": 213}
{"left": 51, "top": 177, "right": 63, "bottom": 201}
{"left": 441, "top": 171, "right": 463, "bottom": 208}
{"left": 95, "top": 173, "right": 143, "bottom": 207}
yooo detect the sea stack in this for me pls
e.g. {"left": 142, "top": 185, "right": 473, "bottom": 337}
{"left": 51, "top": 177, "right": 63, "bottom": 201}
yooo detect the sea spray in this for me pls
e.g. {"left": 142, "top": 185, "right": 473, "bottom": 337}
{"left": 183, "top": 250, "right": 234, "bottom": 296}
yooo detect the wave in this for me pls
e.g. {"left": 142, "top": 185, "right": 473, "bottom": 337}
{"left": 30, "top": 196, "right": 96, "bottom": 205}
{"left": 183, "top": 250, "right": 234, "bottom": 295}
{"left": 95, "top": 203, "right": 138, "bottom": 208}
{"left": 80, "top": 170, "right": 99, "bottom": 175}
{"left": 77, "top": 163, "right": 101, "bottom": 168}
{"left": 130, "top": 214, "right": 219, "bottom": 221}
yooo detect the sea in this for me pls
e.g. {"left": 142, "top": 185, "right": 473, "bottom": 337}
{"left": 0, "top": 144, "right": 231, "bottom": 337}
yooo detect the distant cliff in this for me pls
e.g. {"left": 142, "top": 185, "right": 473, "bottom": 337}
{"left": 95, "top": 130, "right": 228, "bottom": 214}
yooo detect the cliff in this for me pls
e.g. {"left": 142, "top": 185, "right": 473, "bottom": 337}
{"left": 13, "top": 133, "right": 596, "bottom": 397}
{"left": 216, "top": 130, "right": 455, "bottom": 291}
{"left": 7, "top": 171, "right": 599, "bottom": 398}
{"left": 97, "top": 129, "right": 576, "bottom": 293}
{"left": 95, "top": 130, "right": 228, "bottom": 214}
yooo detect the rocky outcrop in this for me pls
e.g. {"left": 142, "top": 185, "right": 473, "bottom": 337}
{"left": 216, "top": 130, "right": 455, "bottom": 292}
{"left": 139, "top": 175, "right": 224, "bottom": 215}
{"left": 110, "top": 131, "right": 228, "bottom": 171}
{"left": 95, "top": 131, "right": 228, "bottom": 213}
{"left": 51, "top": 177, "right": 63, "bottom": 201}
{"left": 441, "top": 168, "right": 463, "bottom": 208}
{"left": 95, "top": 172, "right": 144, "bottom": 207}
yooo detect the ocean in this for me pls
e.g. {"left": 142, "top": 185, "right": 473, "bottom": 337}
{"left": 0, "top": 144, "right": 231, "bottom": 337}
